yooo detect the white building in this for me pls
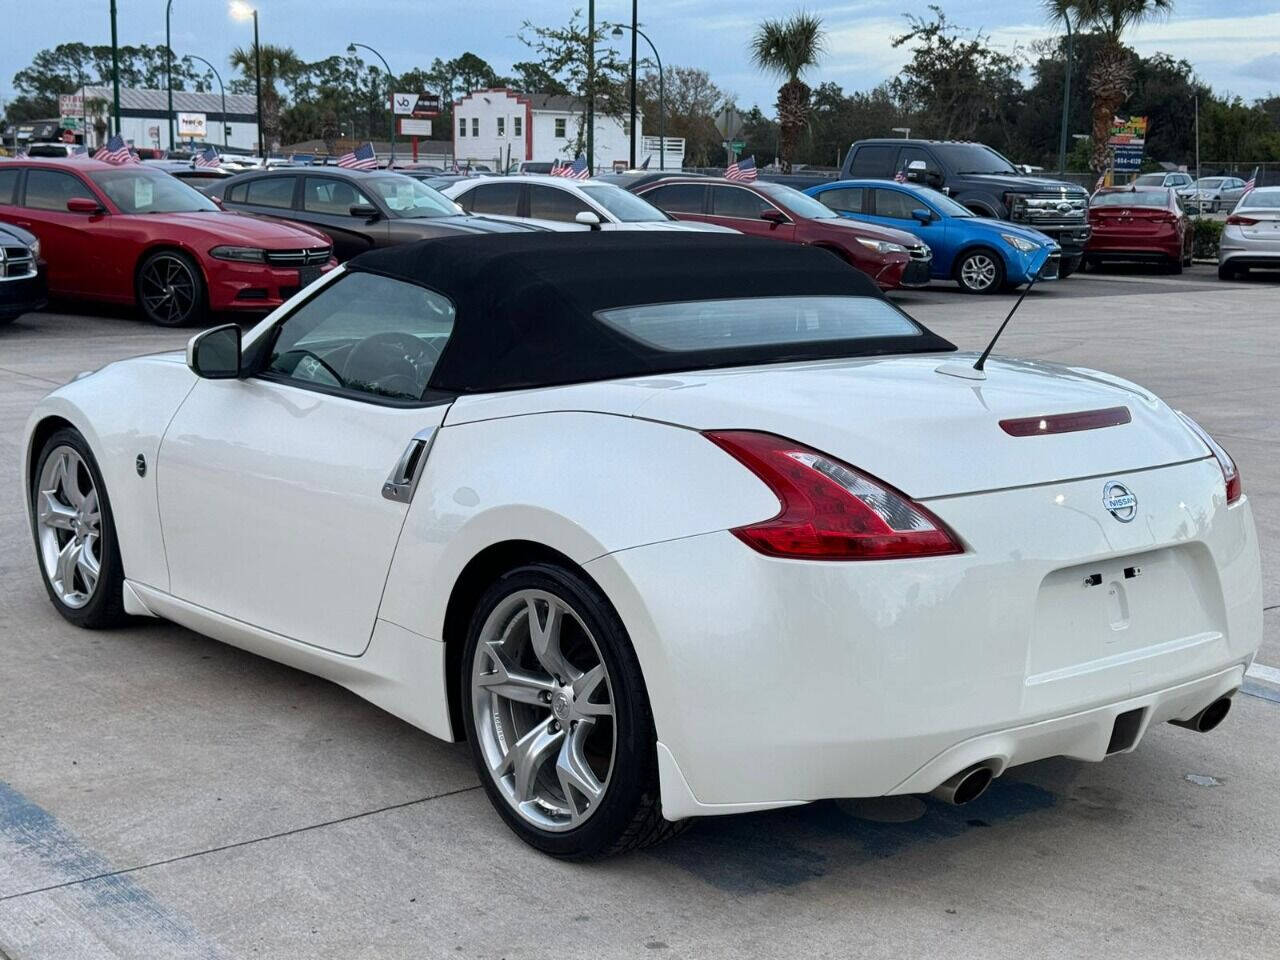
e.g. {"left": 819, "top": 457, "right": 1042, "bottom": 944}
{"left": 453, "top": 88, "right": 684, "bottom": 173}
{"left": 80, "top": 86, "right": 260, "bottom": 154}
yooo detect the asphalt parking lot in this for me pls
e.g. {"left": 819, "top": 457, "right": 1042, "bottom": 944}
{"left": 1, "top": 264, "right": 1278, "bottom": 959}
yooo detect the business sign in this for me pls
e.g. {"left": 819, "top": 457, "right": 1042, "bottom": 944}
{"left": 1108, "top": 116, "right": 1147, "bottom": 147}
{"left": 1112, "top": 145, "right": 1145, "bottom": 173}
{"left": 58, "top": 93, "right": 84, "bottom": 118}
{"left": 393, "top": 92, "right": 440, "bottom": 118}
{"left": 399, "top": 118, "right": 433, "bottom": 136}
{"left": 178, "top": 112, "right": 208, "bottom": 139}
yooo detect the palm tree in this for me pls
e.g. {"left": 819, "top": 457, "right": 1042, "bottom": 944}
{"left": 1045, "top": 0, "right": 1172, "bottom": 175}
{"left": 749, "top": 13, "right": 825, "bottom": 173}
{"left": 229, "top": 43, "right": 303, "bottom": 149}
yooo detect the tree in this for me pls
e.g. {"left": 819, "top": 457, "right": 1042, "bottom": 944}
{"left": 749, "top": 12, "right": 825, "bottom": 172}
{"left": 1046, "top": 0, "right": 1174, "bottom": 174}
{"left": 638, "top": 66, "right": 727, "bottom": 167}
{"left": 802, "top": 82, "right": 908, "bottom": 167}
{"left": 229, "top": 43, "right": 304, "bottom": 148}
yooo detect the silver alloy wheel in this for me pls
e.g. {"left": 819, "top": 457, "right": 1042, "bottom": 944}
{"left": 139, "top": 254, "right": 197, "bottom": 325}
{"left": 36, "top": 446, "right": 102, "bottom": 609}
{"left": 471, "top": 589, "right": 616, "bottom": 832}
{"left": 960, "top": 253, "right": 999, "bottom": 291}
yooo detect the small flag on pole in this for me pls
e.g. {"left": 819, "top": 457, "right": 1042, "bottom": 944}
{"left": 96, "top": 134, "right": 136, "bottom": 165}
{"left": 640, "top": 155, "right": 651, "bottom": 170}
{"left": 154, "top": 149, "right": 167, "bottom": 160}
{"left": 194, "top": 146, "right": 221, "bottom": 168}
{"left": 553, "top": 155, "right": 590, "bottom": 179}
{"left": 338, "top": 142, "right": 378, "bottom": 171}
{"left": 725, "top": 155, "right": 757, "bottom": 182}
{"left": 1243, "top": 166, "right": 1259, "bottom": 193}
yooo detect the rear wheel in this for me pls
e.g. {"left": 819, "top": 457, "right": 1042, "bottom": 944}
{"left": 1218, "top": 262, "right": 1244, "bottom": 281}
{"left": 1167, "top": 257, "right": 1183, "bottom": 275}
{"left": 137, "top": 250, "right": 206, "bottom": 327}
{"left": 30, "top": 428, "right": 128, "bottom": 628}
{"left": 461, "top": 562, "right": 685, "bottom": 859}
{"left": 954, "top": 248, "right": 1005, "bottom": 294}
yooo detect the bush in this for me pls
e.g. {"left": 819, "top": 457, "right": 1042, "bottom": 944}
{"left": 1192, "top": 217, "right": 1224, "bottom": 260}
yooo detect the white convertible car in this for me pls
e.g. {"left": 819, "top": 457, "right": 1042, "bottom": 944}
{"left": 24, "top": 234, "right": 1261, "bottom": 859}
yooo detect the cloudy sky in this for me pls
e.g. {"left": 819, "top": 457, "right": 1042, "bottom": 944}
{"left": 3, "top": 0, "right": 1277, "bottom": 112}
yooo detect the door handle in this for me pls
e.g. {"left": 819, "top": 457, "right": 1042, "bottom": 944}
{"left": 381, "top": 426, "right": 437, "bottom": 503}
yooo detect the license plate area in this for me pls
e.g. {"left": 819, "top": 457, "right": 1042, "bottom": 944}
{"left": 1027, "top": 544, "right": 1225, "bottom": 685}
{"left": 298, "top": 265, "right": 323, "bottom": 288}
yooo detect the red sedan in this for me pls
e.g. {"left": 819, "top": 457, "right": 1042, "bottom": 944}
{"left": 0, "top": 159, "right": 336, "bottom": 325}
{"left": 632, "top": 177, "right": 932, "bottom": 289}
{"left": 1084, "top": 186, "right": 1194, "bottom": 273}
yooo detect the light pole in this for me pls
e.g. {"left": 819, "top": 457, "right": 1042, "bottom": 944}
{"left": 611, "top": 22, "right": 664, "bottom": 170}
{"left": 187, "top": 54, "right": 227, "bottom": 149}
{"left": 109, "top": 0, "right": 122, "bottom": 134}
{"left": 230, "top": 1, "right": 263, "bottom": 157}
{"left": 348, "top": 42, "right": 396, "bottom": 166}
{"left": 165, "top": 0, "right": 175, "bottom": 150}
{"left": 1056, "top": 11, "right": 1074, "bottom": 175}
{"left": 586, "top": 0, "right": 595, "bottom": 173}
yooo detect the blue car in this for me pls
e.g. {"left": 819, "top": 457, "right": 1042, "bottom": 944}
{"left": 804, "top": 179, "right": 1060, "bottom": 294}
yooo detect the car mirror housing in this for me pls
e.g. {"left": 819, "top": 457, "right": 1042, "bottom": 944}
{"left": 760, "top": 209, "right": 787, "bottom": 225}
{"left": 349, "top": 204, "right": 381, "bottom": 221}
{"left": 574, "top": 210, "right": 602, "bottom": 229}
{"left": 66, "top": 197, "right": 105, "bottom": 215}
{"left": 186, "top": 324, "right": 242, "bottom": 380}
{"left": 911, "top": 208, "right": 933, "bottom": 223}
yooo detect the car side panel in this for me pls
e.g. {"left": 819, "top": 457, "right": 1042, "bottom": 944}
{"left": 23, "top": 356, "right": 198, "bottom": 593}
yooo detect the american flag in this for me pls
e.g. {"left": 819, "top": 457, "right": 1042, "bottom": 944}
{"left": 553, "top": 155, "right": 590, "bottom": 179}
{"left": 194, "top": 146, "right": 221, "bottom": 169}
{"left": 1094, "top": 170, "right": 1106, "bottom": 193}
{"left": 725, "top": 155, "right": 757, "bottom": 182}
{"left": 154, "top": 149, "right": 167, "bottom": 160}
{"left": 338, "top": 142, "right": 378, "bottom": 171}
{"left": 96, "top": 134, "right": 135, "bottom": 165}
{"left": 1243, "top": 166, "right": 1259, "bottom": 193}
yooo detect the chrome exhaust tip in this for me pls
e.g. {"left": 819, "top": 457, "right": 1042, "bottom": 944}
{"left": 930, "top": 763, "right": 995, "bottom": 806}
{"left": 1169, "top": 695, "right": 1233, "bottom": 734}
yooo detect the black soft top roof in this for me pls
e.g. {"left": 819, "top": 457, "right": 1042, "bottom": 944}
{"left": 347, "top": 232, "right": 955, "bottom": 394}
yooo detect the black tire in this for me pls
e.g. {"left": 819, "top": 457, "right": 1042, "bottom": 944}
{"left": 954, "top": 247, "right": 1006, "bottom": 294}
{"left": 136, "top": 249, "right": 206, "bottom": 327}
{"left": 1218, "top": 262, "right": 1242, "bottom": 281}
{"left": 461, "top": 562, "right": 687, "bottom": 860}
{"left": 29, "top": 428, "right": 129, "bottom": 629}
{"left": 1058, "top": 261, "right": 1077, "bottom": 279}
{"left": 1168, "top": 257, "right": 1183, "bottom": 275}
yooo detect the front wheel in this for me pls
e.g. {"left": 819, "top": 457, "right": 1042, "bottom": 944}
{"left": 137, "top": 250, "right": 206, "bottom": 327}
{"left": 954, "top": 248, "right": 1006, "bottom": 294}
{"left": 462, "top": 562, "right": 685, "bottom": 859}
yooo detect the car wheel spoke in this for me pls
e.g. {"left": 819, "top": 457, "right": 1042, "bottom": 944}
{"left": 573, "top": 663, "right": 613, "bottom": 718}
{"left": 556, "top": 722, "right": 604, "bottom": 823}
{"left": 55, "top": 539, "right": 82, "bottom": 595}
{"left": 38, "top": 491, "right": 77, "bottom": 531}
{"left": 476, "top": 640, "right": 558, "bottom": 705}
{"left": 497, "top": 717, "right": 564, "bottom": 802}
{"left": 527, "top": 596, "right": 576, "bottom": 682}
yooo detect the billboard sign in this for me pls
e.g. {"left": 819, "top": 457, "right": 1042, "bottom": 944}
{"left": 1108, "top": 116, "right": 1147, "bottom": 147}
{"left": 178, "top": 112, "right": 208, "bottom": 139}
{"left": 393, "top": 92, "right": 441, "bottom": 118}
{"left": 59, "top": 93, "right": 84, "bottom": 118}
{"left": 399, "top": 118, "right": 433, "bottom": 136}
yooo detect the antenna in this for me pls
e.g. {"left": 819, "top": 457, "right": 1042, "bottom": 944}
{"left": 972, "top": 263, "right": 1045, "bottom": 372}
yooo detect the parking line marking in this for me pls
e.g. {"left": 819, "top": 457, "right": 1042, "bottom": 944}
{"left": 1245, "top": 662, "right": 1280, "bottom": 686}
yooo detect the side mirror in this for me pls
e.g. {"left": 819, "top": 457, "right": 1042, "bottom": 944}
{"left": 186, "top": 324, "right": 241, "bottom": 379}
{"left": 349, "top": 203, "right": 381, "bottom": 221}
{"left": 911, "top": 208, "right": 933, "bottom": 223}
{"left": 209, "top": 195, "right": 225, "bottom": 208}
{"left": 574, "top": 210, "right": 602, "bottom": 229}
{"left": 760, "top": 209, "right": 788, "bottom": 225}
{"left": 66, "top": 197, "right": 105, "bottom": 215}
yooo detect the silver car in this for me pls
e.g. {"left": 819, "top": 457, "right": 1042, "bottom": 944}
{"left": 1181, "top": 176, "right": 1249, "bottom": 213}
{"left": 1219, "top": 187, "right": 1280, "bottom": 280}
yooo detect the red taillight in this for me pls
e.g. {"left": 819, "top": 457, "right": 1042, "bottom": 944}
{"left": 1176, "top": 412, "right": 1242, "bottom": 505}
{"left": 1226, "top": 214, "right": 1258, "bottom": 226}
{"left": 704, "top": 430, "right": 963, "bottom": 560}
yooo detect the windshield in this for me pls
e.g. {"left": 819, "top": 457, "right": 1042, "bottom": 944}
{"left": 1133, "top": 174, "right": 1167, "bottom": 186}
{"left": 920, "top": 187, "right": 973, "bottom": 217}
{"left": 931, "top": 143, "right": 1017, "bottom": 175}
{"left": 596, "top": 296, "right": 921, "bottom": 351}
{"left": 579, "top": 183, "right": 670, "bottom": 222}
{"left": 366, "top": 176, "right": 460, "bottom": 218}
{"left": 89, "top": 169, "right": 217, "bottom": 213}
{"left": 1239, "top": 188, "right": 1280, "bottom": 209}
{"left": 755, "top": 182, "right": 839, "bottom": 219}
{"left": 1194, "top": 178, "right": 1224, "bottom": 189}
{"left": 1091, "top": 190, "right": 1169, "bottom": 208}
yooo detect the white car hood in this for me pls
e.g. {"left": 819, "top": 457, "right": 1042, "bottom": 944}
{"left": 630, "top": 354, "right": 1209, "bottom": 498}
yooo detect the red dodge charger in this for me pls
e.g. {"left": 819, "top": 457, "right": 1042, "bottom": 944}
{"left": 0, "top": 159, "right": 336, "bottom": 326}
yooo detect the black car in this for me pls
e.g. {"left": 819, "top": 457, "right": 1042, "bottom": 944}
{"left": 207, "top": 168, "right": 541, "bottom": 261}
{"left": 398, "top": 171, "right": 482, "bottom": 192}
{"left": 0, "top": 220, "right": 47, "bottom": 324}
{"left": 600, "top": 171, "right": 706, "bottom": 192}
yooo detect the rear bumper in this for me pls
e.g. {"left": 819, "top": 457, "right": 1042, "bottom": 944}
{"left": 1218, "top": 231, "right": 1280, "bottom": 267}
{"left": 1087, "top": 230, "right": 1182, "bottom": 261}
{"left": 204, "top": 258, "right": 337, "bottom": 312}
{"left": 586, "top": 458, "right": 1262, "bottom": 817}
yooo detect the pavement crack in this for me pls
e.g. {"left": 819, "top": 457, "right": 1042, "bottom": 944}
{"left": 0, "top": 783, "right": 481, "bottom": 904}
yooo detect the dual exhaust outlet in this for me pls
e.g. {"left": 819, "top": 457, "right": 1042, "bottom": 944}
{"left": 927, "top": 694, "right": 1234, "bottom": 807}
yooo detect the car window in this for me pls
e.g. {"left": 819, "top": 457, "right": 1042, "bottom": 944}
{"left": 1239, "top": 188, "right": 1280, "bottom": 209}
{"left": 579, "top": 183, "right": 667, "bottom": 222}
{"left": 848, "top": 145, "right": 896, "bottom": 178}
{"left": 0, "top": 168, "right": 19, "bottom": 205}
{"left": 527, "top": 184, "right": 592, "bottom": 222}
{"left": 22, "top": 169, "right": 96, "bottom": 211}
{"left": 245, "top": 176, "right": 296, "bottom": 209}
{"left": 815, "top": 186, "right": 863, "bottom": 214}
{"left": 89, "top": 169, "right": 216, "bottom": 213}
{"left": 303, "top": 177, "right": 373, "bottom": 215}
{"left": 463, "top": 182, "right": 521, "bottom": 215}
{"left": 896, "top": 146, "right": 935, "bottom": 176}
{"left": 872, "top": 188, "right": 918, "bottom": 219}
{"left": 642, "top": 183, "right": 704, "bottom": 214}
{"left": 365, "top": 177, "right": 458, "bottom": 217}
{"left": 1090, "top": 190, "right": 1171, "bottom": 208}
{"left": 710, "top": 186, "right": 770, "bottom": 219}
{"left": 1133, "top": 174, "right": 1165, "bottom": 187}
{"left": 265, "top": 272, "right": 456, "bottom": 403}
{"left": 226, "top": 182, "right": 248, "bottom": 203}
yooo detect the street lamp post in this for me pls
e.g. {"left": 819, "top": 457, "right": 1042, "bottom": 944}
{"left": 1056, "top": 11, "right": 1074, "bottom": 175}
{"left": 165, "top": 0, "right": 175, "bottom": 150}
{"left": 586, "top": 0, "right": 595, "bottom": 174}
{"left": 187, "top": 54, "right": 227, "bottom": 149}
{"left": 109, "top": 0, "right": 122, "bottom": 134}
{"left": 348, "top": 42, "right": 396, "bottom": 166}
{"left": 628, "top": 0, "right": 637, "bottom": 167}
{"left": 230, "top": 1, "right": 264, "bottom": 157}
{"left": 611, "top": 22, "right": 664, "bottom": 170}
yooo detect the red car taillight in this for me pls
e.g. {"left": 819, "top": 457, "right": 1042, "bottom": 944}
{"left": 1226, "top": 214, "right": 1258, "bottom": 226}
{"left": 1176, "top": 412, "right": 1242, "bottom": 504}
{"left": 704, "top": 430, "right": 963, "bottom": 560}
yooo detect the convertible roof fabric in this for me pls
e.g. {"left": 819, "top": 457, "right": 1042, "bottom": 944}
{"left": 347, "top": 232, "right": 956, "bottom": 393}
